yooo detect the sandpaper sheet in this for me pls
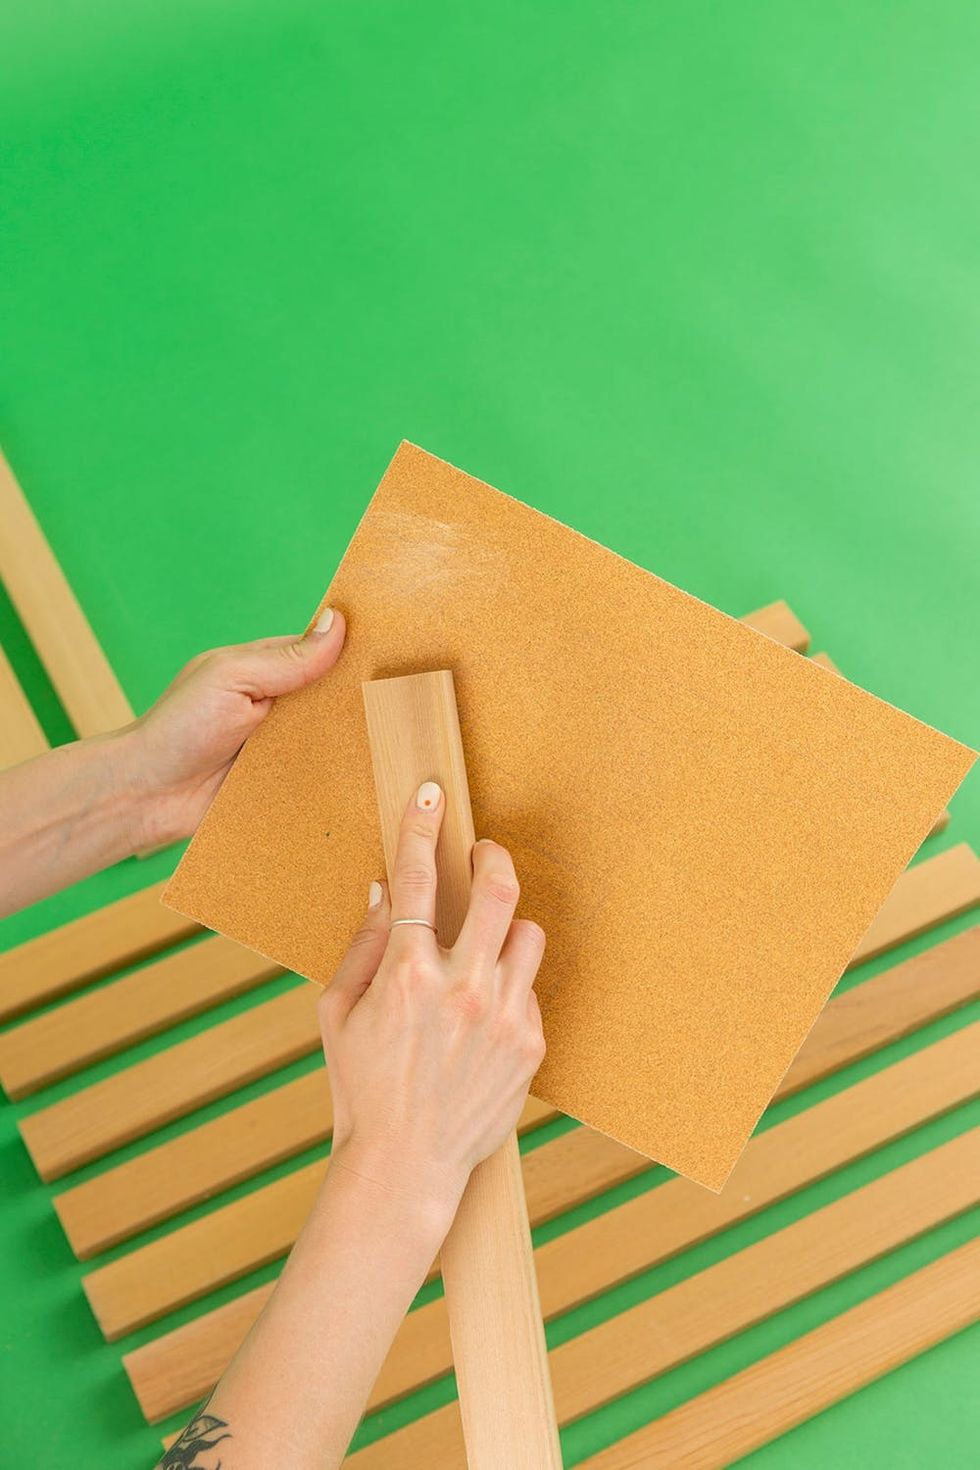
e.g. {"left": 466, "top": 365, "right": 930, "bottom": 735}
{"left": 163, "top": 443, "right": 975, "bottom": 1190}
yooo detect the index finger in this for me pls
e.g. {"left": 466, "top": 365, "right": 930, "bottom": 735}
{"left": 387, "top": 781, "right": 445, "bottom": 941}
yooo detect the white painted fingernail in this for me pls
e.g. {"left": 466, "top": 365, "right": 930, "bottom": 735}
{"left": 416, "top": 781, "right": 442, "bottom": 811}
{"left": 368, "top": 880, "right": 384, "bottom": 909}
{"left": 313, "top": 607, "right": 335, "bottom": 634}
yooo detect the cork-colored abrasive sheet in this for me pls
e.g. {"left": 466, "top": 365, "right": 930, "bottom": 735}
{"left": 163, "top": 443, "right": 975, "bottom": 1190}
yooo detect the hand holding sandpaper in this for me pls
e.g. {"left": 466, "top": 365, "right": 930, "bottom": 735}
{"left": 164, "top": 442, "right": 975, "bottom": 1190}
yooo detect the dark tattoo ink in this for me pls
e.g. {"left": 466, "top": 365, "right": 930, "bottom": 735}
{"left": 155, "top": 1400, "right": 231, "bottom": 1469}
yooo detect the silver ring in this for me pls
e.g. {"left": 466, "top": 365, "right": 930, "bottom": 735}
{"left": 390, "top": 918, "right": 437, "bottom": 932}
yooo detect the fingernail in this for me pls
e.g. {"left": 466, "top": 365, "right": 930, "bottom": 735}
{"left": 312, "top": 607, "right": 335, "bottom": 634}
{"left": 416, "top": 780, "right": 442, "bottom": 811}
{"left": 368, "top": 880, "right": 384, "bottom": 909}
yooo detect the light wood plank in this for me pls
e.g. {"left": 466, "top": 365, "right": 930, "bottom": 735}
{"left": 579, "top": 1239, "right": 980, "bottom": 1468}
{"left": 19, "top": 984, "right": 322, "bottom": 1181}
{"left": 741, "top": 599, "right": 810, "bottom": 651}
{"left": 83, "top": 1093, "right": 635, "bottom": 1339}
{"left": 24, "top": 841, "right": 976, "bottom": 1184}
{"left": 55, "top": 1075, "right": 554, "bottom": 1260}
{"left": 362, "top": 670, "right": 560, "bottom": 1470}
{"left": 0, "top": 937, "right": 283, "bottom": 1099}
{"left": 0, "top": 448, "right": 134, "bottom": 736}
{"left": 0, "top": 881, "right": 199, "bottom": 1025}
{"left": 0, "top": 642, "right": 48, "bottom": 768}
{"left": 122, "top": 1019, "right": 979, "bottom": 1423}
{"left": 343, "top": 1128, "right": 980, "bottom": 1467}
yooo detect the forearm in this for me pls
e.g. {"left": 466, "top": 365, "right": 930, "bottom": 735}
{"left": 184, "top": 1148, "right": 457, "bottom": 1468}
{"left": 0, "top": 729, "right": 149, "bottom": 915}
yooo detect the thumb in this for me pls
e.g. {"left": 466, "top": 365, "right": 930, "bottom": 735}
{"left": 229, "top": 609, "right": 346, "bottom": 699}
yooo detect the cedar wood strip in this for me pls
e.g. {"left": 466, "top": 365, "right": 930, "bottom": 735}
{"left": 342, "top": 1128, "right": 980, "bottom": 1467}
{"left": 0, "top": 937, "right": 283, "bottom": 1099}
{"left": 123, "top": 1019, "right": 979, "bottom": 1422}
{"left": 0, "top": 882, "right": 199, "bottom": 1025}
{"left": 84, "top": 935, "right": 980, "bottom": 1336}
{"left": 578, "top": 1238, "right": 980, "bottom": 1469}
{"left": 24, "top": 843, "right": 979, "bottom": 1183}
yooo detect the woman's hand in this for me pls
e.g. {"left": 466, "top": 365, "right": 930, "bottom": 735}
{"left": 319, "top": 779, "right": 547, "bottom": 1226}
{"left": 122, "top": 608, "right": 344, "bottom": 848}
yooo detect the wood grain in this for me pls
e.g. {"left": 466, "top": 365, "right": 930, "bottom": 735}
{"left": 19, "top": 984, "right": 323, "bottom": 1181}
{"left": 362, "top": 669, "right": 560, "bottom": 1470}
{"left": 0, "top": 448, "right": 134, "bottom": 737}
{"left": 0, "top": 937, "right": 282, "bottom": 1099}
{"left": 0, "top": 881, "right": 199, "bottom": 1025}
{"left": 0, "top": 642, "right": 48, "bottom": 769}
{"left": 122, "top": 1018, "right": 979, "bottom": 1423}
{"left": 57, "top": 920, "right": 980, "bottom": 1260}
{"left": 343, "top": 1127, "right": 980, "bottom": 1467}
{"left": 578, "top": 1238, "right": 980, "bottom": 1468}
{"left": 23, "top": 842, "right": 976, "bottom": 1184}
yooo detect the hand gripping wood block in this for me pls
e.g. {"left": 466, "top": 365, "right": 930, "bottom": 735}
{"left": 163, "top": 443, "right": 974, "bottom": 1189}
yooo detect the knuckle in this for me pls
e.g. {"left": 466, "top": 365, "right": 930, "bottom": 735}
{"left": 405, "top": 818, "right": 437, "bottom": 843}
{"left": 278, "top": 639, "right": 307, "bottom": 663}
{"left": 346, "top": 922, "right": 382, "bottom": 953}
{"left": 453, "top": 980, "right": 488, "bottom": 1023}
{"left": 396, "top": 862, "right": 436, "bottom": 895}
{"left": 516, "top": 918, "right": 545, "bottom": 948}
{"left": 480, "top": 871, "right": 520, "bottom": 906}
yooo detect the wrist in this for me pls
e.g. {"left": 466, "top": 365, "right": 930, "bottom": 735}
{"left": 324, "top": 1138, "right": 466, "bottom": 1245}
{"left": 109, "top": 722, "right": 181, "bottom": 852}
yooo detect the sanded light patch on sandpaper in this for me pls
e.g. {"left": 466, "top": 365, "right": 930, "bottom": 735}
{"left": 164, "top": 442, "right": 975, "bottom": 1190}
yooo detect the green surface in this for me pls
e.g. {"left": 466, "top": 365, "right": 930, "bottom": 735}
{"left": 1, "top": 2, "right": 979, "bottom": 1465}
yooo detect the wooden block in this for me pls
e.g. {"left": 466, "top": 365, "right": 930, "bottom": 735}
{"left": 0, "top": 937, "right": 282, "bottom": 1099}
{"left": 362, "top": 669, "right": 559, "bottom": 1469}
{"left": 343, "top": 1127, "right": 980, "bottom": 1467}
{"left": 19, "top": 984, "right": 322, "bottom": 1181}
{"left": 578, "top": 1238, "right": 980, "bottom": 1468}
{"left": 162, "top": 444, "right": 974, "bottom": 1190}
{"left": 0, "top": 448, "right": 134, "bottom": 737}
{"left": 55, "top": 1071, "right": 554, "bottom": 1259}
{"left": 0, "top": 881, "right": 199, "bottom": 1025}
{"left": 122, "top": 1017, "right": 979, "bottom": 1423}
{"left": 742, "top": 599, "right": 810, "bottom": 651}
{"left": 811, "top": 653, "right": 950, "bottom": 835}
{"left": 22, "top": 841, "right": 977, "bottom": 1184}
{"left": 0, "top": 642, "right": 48, "bottom": 769}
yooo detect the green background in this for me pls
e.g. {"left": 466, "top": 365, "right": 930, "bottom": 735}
{"left": 1, "top": 1, "right": 978, "bottom": 1464}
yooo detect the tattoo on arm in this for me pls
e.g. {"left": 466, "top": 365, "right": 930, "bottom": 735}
{"left": 154, "top": 1399, "right": 231, "bottom": 1469}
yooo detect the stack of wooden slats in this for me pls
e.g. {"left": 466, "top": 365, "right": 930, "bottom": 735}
{"left": 2, "top": 580, "right": 978, "bottom": 1466}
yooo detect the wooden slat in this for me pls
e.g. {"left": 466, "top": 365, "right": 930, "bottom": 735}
{"left": 0, "top": 881, "right": 199, "bottom": 1025}
{"left": 84, "top": 1118, "right": 641, "bottom": 1340}
{"left": 367, "top": 1018, "right": 980, "bottom": 1412}
{"left": 122, "top": 1018, "right": 979, "bottom": 1423}
{"left": 579, "top": 1238, "right": 980, "bottom": 1469}
{"left": 0, "top": 448, "right": 134, "bottom": 736}
{"left": 57, "top": 924, "right": 980, "bottom": 1260}
{"left": 848, "top": 843, "right": 978, "bottom": 965}
{"left": 343, "top": 1128, "right": 980, "bottom": 1467}
{"left": 24, "top": 841, "right": 977, "bottom": 1184}
{"left": 19, "top": 984, "right": 323, "bottom": 1181}
{"left": 0, "top": 937, "right": 283, "bottom": 1099}
{"left": 55, "top": 1073, "right": 554, "bottom": 1262}
{"left": 741, "top": 599, "right": 810, "bottom": 651}
{"left": 0, "top": 642, "right": 48, "bottom": 768}
{"left": 811, "top": 653, "right": 950, "bottom": 835}
{"left": 82, "top": 928, "right": 980, "bottom": 1332}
